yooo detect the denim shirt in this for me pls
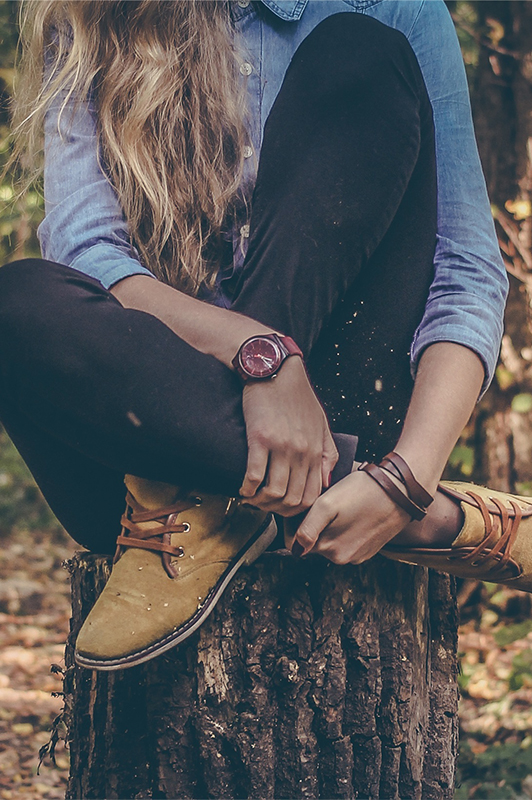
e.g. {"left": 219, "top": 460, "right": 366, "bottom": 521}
{"left": 38, "top": 0, "right": 508, "bottom": 396}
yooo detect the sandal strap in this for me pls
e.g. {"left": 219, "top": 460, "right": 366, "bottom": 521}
{"left": 379, "top": 451, "right": 434, "bottom": 509}
{"left": 358, "top": 462, "right": 427, "bottom": 521}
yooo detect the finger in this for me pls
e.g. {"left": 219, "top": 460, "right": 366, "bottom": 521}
{"left": 281, "top": 460, "right": 313, "bottom": 515}
{"left": 283, "top": 514, "right": 301, "bottom": 549}
{"left": 321, "top": 427, "right": 339, "bottom": 488}
{"left": 240, "top": 443, "right": 269, "bottom": 498}
{"left": 300, "top": 462, "right": 322, "bottom": 510}
{"left": 252, "top": 457, "right": 291, "bottom": 509}
{"left": 292, "top": 496, "right": 337, "bottom": 555}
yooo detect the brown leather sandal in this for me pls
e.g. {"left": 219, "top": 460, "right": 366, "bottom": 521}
{"left": 381, "top": 481, "right": 532, "bottom": 591}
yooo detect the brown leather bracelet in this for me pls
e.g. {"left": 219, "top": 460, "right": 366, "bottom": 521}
{"left": 379, "top": 451, "right": 434, "bottom": 509}
{"left": 358, "top": 461, "right": 427, "bottom": 521}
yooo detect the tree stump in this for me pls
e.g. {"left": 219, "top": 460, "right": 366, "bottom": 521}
{"left": 63, "top": 551, "right": 458, "bottom": 800}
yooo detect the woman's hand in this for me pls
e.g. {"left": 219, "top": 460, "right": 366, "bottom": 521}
{"left": 279, "top": 342, "right": 486, "bottom": 563}
{"left": 287, "top": 468, "right": 411, "bottom": 564}
{"left": 240, "top": 356, "right": 338, "bottom": 516}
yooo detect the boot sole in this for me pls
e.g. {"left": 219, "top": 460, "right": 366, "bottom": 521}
{"left": 74, "top": 515, "right": 277, "bottom": 671}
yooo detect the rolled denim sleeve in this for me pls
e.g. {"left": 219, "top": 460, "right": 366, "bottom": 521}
{"left": 37, "top": 89, "right": 155, "bottom": 289}
{"left": 407, "top": 0, "right": 508, "bottom": 397}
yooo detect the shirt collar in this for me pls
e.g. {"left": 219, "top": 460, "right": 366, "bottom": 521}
{"left": 260, "top": 0, "right": 309, "bottom": 21}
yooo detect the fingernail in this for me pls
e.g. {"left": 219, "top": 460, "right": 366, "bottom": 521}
{"left": 292, "top": 541, "right": 305, "bottom": 558}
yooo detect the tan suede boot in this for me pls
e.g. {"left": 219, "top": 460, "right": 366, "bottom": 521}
{"left": 75, "top": 476, "right": 277, "bottom": 670}
{"left": 381, "top": 481, "right": 532, "bottom": 592}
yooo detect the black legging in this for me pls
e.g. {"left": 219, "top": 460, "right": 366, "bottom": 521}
{"left": 0, "top": 13, "right": 436, "bottom": 552}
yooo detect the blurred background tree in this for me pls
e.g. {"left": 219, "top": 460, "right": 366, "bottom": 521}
{"left": 0, "top": 0, "right": 41, "bottom": 264}
{"left": 446, "top": 2, "right": 532, "bottom": 501}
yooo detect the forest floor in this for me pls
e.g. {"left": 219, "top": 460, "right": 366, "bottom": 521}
{"left": 0, "top": 527, "right": 74, "bottom": 800}
{"left": 456, "top": 580, "right": 532, "bottom": 799}
{"left": 2, "top": 525, "right": 532, "bottom": 800}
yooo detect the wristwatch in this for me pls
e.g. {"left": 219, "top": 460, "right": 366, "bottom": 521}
{"left": 232, "top": 333, "right": 303, "bottom": 382}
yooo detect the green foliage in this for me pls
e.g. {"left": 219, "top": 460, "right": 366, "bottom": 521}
{"left": 494, "top": 621, "right": 532, "bottom": 648}
{"left": 449, "top": 2, "right": 480, "bottom": 87}
{"left": 0, "top": 2, "right": 19, "bottom": 77}
{"left": 509, "top": 649, "right": 532, "bottom": 691}
{"left": 449, "top": 444, "right": 475, "bottom": 477}
{"left": 0, "top": 426, "right": 62, "bottom": 536}
{"left": 496, "top": 365, "right": 518, "bottom": 392}
{"left": 456, "top": 739, "right": 532, "bottom": 799}
{"left": 0, "top": 0, "right": 43, "bottom": 265}
{"left": 511, "top": 393, "right": 532, "bottom": 414}
{"left": 458, "top": 659, "right": 473, "bottom": 693}
{"left": 516, "top": 481, "right": 532, "bottom": 497}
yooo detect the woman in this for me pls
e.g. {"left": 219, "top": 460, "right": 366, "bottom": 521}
{"left": 2, "top": 0, "right": 527, "bottom": 671}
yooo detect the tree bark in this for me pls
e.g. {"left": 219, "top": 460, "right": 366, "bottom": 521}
{"left": 63, "top": 552, "right": 458, "bottom": 800}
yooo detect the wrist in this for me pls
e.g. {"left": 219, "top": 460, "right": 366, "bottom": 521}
{"left": 232, "top": 333, "right": 303, "bottom": 382}
{"left": 390, "top": 443, "right": 443, "bottom": 496}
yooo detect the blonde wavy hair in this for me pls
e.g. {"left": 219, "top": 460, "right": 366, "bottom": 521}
{"left": 11, "top": 0, "right": 249, "bottom": 294}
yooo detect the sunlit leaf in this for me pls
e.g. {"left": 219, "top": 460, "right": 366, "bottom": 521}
{"left": 487, "top": 18, "right": 505, "bottom": 46}
{"left": 0, "top": 185, "right": 13, "bottom": 201}
{"left": 496, "top": 365, "right": 516, "bottom": 391}
{"left": 511, "top": 393, "right": 532, "bottom": 413}
{"left": 505, "top": 198, "right": 532, "bottom": 220}
{"left": 449, "top": 444, "right": 475, "bottom": 476}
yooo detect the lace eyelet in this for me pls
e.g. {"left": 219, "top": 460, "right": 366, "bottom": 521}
{"left": 177, "top": 546, "right": 185, "bottom": 558}
{"left": 194, "top": 496, "right": 203, "bottom": 506}
{"left": 182, "top": 522, "right": 191, "bottom": 533}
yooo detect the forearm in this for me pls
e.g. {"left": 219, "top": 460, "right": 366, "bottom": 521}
{"left": 111, "top": 275, "right": 277, "bottom": 369}
{"left": 393, "top": 342, "right": 485, "bottom": 494}
{"left": 112, "top": 274, "right": 337, "bottom": 515}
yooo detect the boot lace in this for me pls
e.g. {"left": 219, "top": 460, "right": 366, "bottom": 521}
{"left": 114, "top": 491, "right": 198, "bottom": 579}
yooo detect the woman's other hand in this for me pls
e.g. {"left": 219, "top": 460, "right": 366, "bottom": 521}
{"left": 287, "top": 467, "right": 411, "bottom": 564}
{"left": 289, "top": 342, "right": 487, "bottom": 563}
{"left": 240, "top": 356, "right": 338, "bottom": 516}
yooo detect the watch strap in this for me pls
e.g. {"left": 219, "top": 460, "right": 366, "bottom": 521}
{"left": 277, "top": 335, "right": 303, "bottom": 358}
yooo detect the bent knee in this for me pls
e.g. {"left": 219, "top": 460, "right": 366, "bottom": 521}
{"left": 291, "top": 13, "right": 420, "bottom": 92}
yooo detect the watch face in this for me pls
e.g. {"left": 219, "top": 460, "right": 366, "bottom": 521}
{"left": 241, "top": 337, "right": 282, "bottom": 378}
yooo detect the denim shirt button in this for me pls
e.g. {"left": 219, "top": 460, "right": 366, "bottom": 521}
{"left": 243, "top": 146, "right": 253, "bottom": 159}
{"left": 240, "top": 224, "right": 250, "bottom": 239}
{"left": 240, "top": 62, "right": 253, "bottom": 76}
{"left": 237, "top": 0, "right": 250, "bottom": 7}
